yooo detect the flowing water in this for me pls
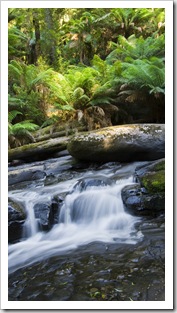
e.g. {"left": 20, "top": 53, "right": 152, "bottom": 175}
{"left": 8, "top": 159, "right": 143, "bottom": 274}
{"left": 8, "top": 156, "right": 165, "bottom": 301}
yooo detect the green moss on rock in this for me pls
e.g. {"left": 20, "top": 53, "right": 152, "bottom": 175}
{"left": 141, "top": 170, "right": 165, "bottom": 193}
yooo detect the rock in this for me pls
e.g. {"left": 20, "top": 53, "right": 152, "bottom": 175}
{"left": 33, "top": 197, "right": 64, "bottom": 230}
{"left": 135, "top": 159, "right": 165, "bottom": 193}
{"left": 121, "top": 159, "right": 165, "bottom": 217}
{"left": 72, "top": 176, "right": 113, "bottom": 192}
{"left": 8, "top": 167, "right": 46, "bottom": 186}
{"left": 67, "top": 124, "right": 165, "bottom": 163}
{"left": 8, "top": 201, "right": 26, "bottom": 243}
{"left": 33, "top": 202, "right": 53, "bottom": 231}
{"left": 8, "top": 157, "right": 72, "bottom": 187}
{"left": 121, "top": 184, "right": 165, "bottom": 217}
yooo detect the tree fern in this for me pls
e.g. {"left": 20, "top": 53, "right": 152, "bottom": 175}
{"left": 106, "top": 34, "right": 165, "bottom": 64}
{"left": 121, "top": 59, "right": 165, "bottom": 94}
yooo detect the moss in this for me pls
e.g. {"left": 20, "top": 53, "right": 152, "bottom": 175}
{"left": 141, "top": 170, "right": 165, "bottom": 193}
{"left": 151, "top": 160, "right": 165, "bottom": 171}
{"left": 8, "top": 200, "right": 26, "bottom": 218}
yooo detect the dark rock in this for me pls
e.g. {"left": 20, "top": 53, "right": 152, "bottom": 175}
{"left": 8, "top": 220, "right": 25, "bottom": 243}
{"left": 121, "top": 184, "right": 165, "bottom": 217}
{"left": 8, "top": 202, "right": 26, "bottom": 243}
{"left": 33, "top": 198, "right": 63, "bottom": 230}
{"left": 33, "top": 203, "right": 53, "bottom": 231}
{"left": 72, "top": 176, "right": 112, "bottom": 192}
{"left": 67, "top": 124, "right": 165, "bottom": 163}
{"left": 121, "top": 159, "right": 165, "bottom": 217}
{"left": 51, "top": 198, "right": 63, "bottom": 224}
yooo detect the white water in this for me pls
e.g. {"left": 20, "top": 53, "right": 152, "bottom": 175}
{"left": 8, "top": 162, "right": 144, "bottom": 274}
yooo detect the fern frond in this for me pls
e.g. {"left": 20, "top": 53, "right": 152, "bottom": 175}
{"left": 54, "top": 103, "right": 74, "bottom": 111}
{"left": 73, "top": 87, "right": 85, "bottom": 99}
{"left": 8, "top": 110, "right": 22, "bottom": 123}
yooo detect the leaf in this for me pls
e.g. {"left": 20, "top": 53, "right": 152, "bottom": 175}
{"left": 8, "top": 110, "right": 23, "bottom": 123}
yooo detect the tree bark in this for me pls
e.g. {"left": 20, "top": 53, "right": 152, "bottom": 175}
{"left": 28, "top": 11, "right": 41, "bottom": 65}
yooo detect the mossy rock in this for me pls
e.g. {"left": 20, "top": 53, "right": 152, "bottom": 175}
{"left": 122, "top": 159, "right": 165, "bottom": 217}
{"left": 67, "top": 124, "right": 165, "bottom": 162}
{"left": 141, "top": 170, "right": 165, "bottom": 193}
{"left": 8, "top": 199, "right": 26, "bottom": 219}
{"left": 136, "top": 159, "right": 165, "bottom": 194}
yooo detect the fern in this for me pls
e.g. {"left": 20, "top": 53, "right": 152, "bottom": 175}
{"left": 11, "top": 121, "right": 39, "bottom": 133}
{"left": 8, "top": 94, "right": 24, "bottom": 108}
{"left": 121, "top": 59, "right": 165, "bottom": 95}
{"left": 73, "top": 87, "right": 85, "bottom": 99}
{"left": 106, "top": 34, "right": 165, "bottom": 64}
{"left": 8, "top": 120, "right": 39, "bottom": 147}
{"left": 8, "top": 110, "right": 22, "bottom": 123}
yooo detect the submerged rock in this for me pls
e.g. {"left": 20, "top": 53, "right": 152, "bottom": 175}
{"left": 67, "top": 124, "right": 165, "bottom": 162}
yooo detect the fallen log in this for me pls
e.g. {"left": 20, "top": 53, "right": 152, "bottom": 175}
{"left": 8, "top": 136, "right": 70, "bottom": 162}
{"left": 35, "top": 126, "right": 87, "bottom": 142}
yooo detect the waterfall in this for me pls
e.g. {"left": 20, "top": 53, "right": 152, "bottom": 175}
{"left": 23, "top": 199, "right": 39, "bottom": 238}
{"left": 8, "top": 161, "right": 144, "bottom": 274}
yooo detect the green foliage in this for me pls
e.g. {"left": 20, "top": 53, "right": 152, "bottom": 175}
{"left": 9, "top": 120, "right": 39, "bottom": 135}
{"left": 8, "top": 116, "right": 39, "bottom": 148}
{"left": 106, "top": 34, "right": 165, "bottom": 64}
{"left": 8, "top": 110, "right": 22, "bottom": 123}
{"left": 8, "top": 26, "right": 28, "bottom": 60}
{"left": 121, "top": 58, "right": 165, "bottom": 95}
{"left": 8, "top": 7, "right": 165, "bottom": 144}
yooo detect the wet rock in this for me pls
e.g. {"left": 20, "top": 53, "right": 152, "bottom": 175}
{"left": 33, "top": 202, "right": 53, "bottom": 231}
{"left": 72, "top": 176, "right": 112, "bottom": 192}
{"left": 8, "top": 167, "right": 46, "bottom": 185}
{"left": 135, "top": 159, "right": 165, "bottom": 194}
{"left": 8, "top": 201, "right": 26, "bottom": 243}
{"left": 67, "top": 124, "right": 165, "bottom": 162}
{"left": 33, "top": 197, "right": 64, "bottom": 230}
{"left": 51, "top": 197, "right": 64, "bottom": 224}
{"left": 121, "top": 159, "right": 165, "bottom": 217}
{"left": 122, "top": 184, "right": 164, "bottom": 217}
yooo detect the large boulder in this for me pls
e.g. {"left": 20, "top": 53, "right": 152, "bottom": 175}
{"left": 67, "top": 124, "right": 165, "bottom": 162}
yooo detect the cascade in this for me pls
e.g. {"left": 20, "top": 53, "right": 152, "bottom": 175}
{"left": 8, "top": 160, "right": 143, "bottom": 274}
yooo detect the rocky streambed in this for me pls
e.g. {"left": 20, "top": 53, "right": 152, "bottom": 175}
{"left": 8, "top": 154, "right": 165, "bottom": 301}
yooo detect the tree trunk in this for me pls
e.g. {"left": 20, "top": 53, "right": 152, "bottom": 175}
{"left": 28, "top": 11, "right": 41, "bottom": 65}
{"left": 44, "top": 8, "right": 56, "bottom": 65}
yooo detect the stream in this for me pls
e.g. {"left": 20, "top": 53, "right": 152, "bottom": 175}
{"left": 8, "top": 155, "right": 165, "bottom": 301}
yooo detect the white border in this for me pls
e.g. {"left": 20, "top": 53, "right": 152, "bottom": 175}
{"left": 1, "top": 1, "right": 173, "bottom": 310}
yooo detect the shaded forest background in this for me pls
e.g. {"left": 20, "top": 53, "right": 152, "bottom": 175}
{"left": 8, "top": 8, "right": 165, "bottom": 148}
